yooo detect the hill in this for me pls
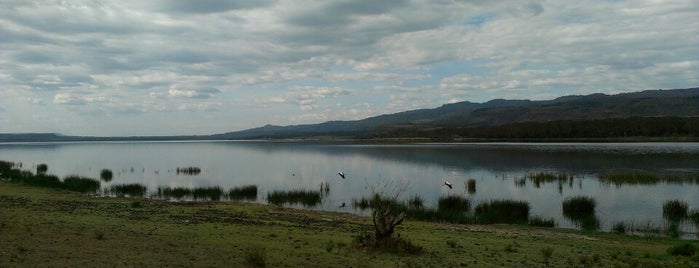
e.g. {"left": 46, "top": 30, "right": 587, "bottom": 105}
{"left": 2, "top": 87, "right": 698, "bottom": 142}
{"left": 214, "top": 87, "right": 699, "bottom": 140}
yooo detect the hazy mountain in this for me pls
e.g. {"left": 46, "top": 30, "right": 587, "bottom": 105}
{"left": 214, "top": 87, "right": 699, "bottom": 139}
{"left": 2, "top": 87, "right": 697, "bottom": 142}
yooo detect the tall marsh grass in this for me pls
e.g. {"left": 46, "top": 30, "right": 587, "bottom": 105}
{"left": 562, "top": 196, "right": 596, "bottom": 218}
{"left": 228, "top": 185, "right": 258, "bottom": 201}
{"left": 662, "top": 200, "right": 688, "bottom": 222}
{"left": 437, "top": 195, "right": 471, "bottom": 211}
{"left": 63, "top": 175, "right": 100, "bottom": 193}
{"left": 267, "top": 189, "right": 322, "bottom": 207}
{"left": 527, "top": 172, "right": 572, "bottom": 188}
{"left": 599, "top": 172, "right": 699, "bottom": 186}
{"left": 110, "top": 183, "right": 147, "bottom": 197}
{"left": 474, "top": 199, "right": 530, "bottom": 224}
{"left": 100, "top": 169, "right": 113, "bottom": 182}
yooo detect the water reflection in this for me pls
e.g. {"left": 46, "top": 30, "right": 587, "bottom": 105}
{"left": 1, "top": 141, "right": 698, "bottom": 234}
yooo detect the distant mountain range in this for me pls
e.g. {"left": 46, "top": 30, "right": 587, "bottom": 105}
{"left": 2, "top": 87, "right": 698, "bottom": 142}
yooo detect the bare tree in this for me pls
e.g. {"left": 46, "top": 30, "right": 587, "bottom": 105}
{"left": 366, "top": 179, "right": 409, "bottom": 241}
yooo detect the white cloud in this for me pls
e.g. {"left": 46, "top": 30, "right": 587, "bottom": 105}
{"left": 0, "top": 0, "right": 697, "bottom": 135}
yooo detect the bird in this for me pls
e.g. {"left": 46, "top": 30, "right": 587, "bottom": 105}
{"left": 443, "top": 180, "right": 453, "bottom": 189}
{"left": 339, "top": 202, "right": 346, "bottom": 208}
{"left": 337, "top": 172, "right": 346, "bottom": 179}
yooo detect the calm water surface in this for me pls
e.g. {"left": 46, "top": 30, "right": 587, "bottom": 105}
{"left": 1, "top": 141, "right": 698, "bottom": 233}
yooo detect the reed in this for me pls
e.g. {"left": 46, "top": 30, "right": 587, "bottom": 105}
{"left": 612, "top": 222, "right": 627, "bottom": 234}
{"left": 63, "top": 175, "right": 100, "bottom": 193}
{"left": 267, "top": 189, "right": 322, "bottom": 207}
{"left": 437, "top": 195, "right": 471, "bottom": 212}
{"left": 22, "top": 173, "right": 63, "bottom": 189}
{"left": 100, "top": 169, "right": 113, "bottom": 182}
{"left": 466, "top": 179, "right": 476, "bottom": 194}
{"left": 228, "top": 185, "right": 258, "bottom": 201}
{"left": 36, "top": 163, "right": 48, "bottom": 174}
{"left": 192, "top": 186, "right": 224, "bottom": 201}
{"left": 527, "top": 172, "right": 572, "bottom": 188}
{"left": 662, "top": 200, "right": 688, "bottom": 222}
{"left": 158, "top": 186, "right": 192, "bottom": 199}
{"left": 528, "top": 216, "right": 555, "bottom": 227}
{"left": 689, "top": 209, "right": 699, "bottom": 227}
{"left": 319, "top": 182, "right": 330, "bottom": 196}
{"left": 110, "top": 183, "right": 147, "bottom": 197}
{"left": 407, "top": 195, "right": 424, "bottom": 209}
{"left": 562, "top": 196, "right": 596, "bottom": 219}
{"left": 176, "top": 166, "right": 201, "bottom": 175}
{"left": 474, "top": 199, "right": 530, "bottom": 224}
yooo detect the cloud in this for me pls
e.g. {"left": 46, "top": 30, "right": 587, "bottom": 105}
{"left": 0, "top": 0, "right": 697, "bottom": 135}
{"left": 168, "top": 86, "right": 221, "bottom": 99}
{"left": 265, "top": 86, "right": 352, "bottom": 110}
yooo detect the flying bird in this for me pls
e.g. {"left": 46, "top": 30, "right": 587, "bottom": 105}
{"left": 443, "top": 180, "right": 453, "bottom": 189}
{"left": 337, "top": 172, "right": 346, "bottom": 179}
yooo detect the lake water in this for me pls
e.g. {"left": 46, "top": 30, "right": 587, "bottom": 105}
{"left": 1, "top": 141, "right": 698, "bottom": 234}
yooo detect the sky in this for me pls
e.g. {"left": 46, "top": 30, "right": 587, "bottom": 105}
{"left": 1, "top": 0, "right": 698, "bottom": 136}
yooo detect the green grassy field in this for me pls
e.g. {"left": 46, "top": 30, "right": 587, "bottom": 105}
{"left": 1, "top": 182, "right": 697, "bottom": 267}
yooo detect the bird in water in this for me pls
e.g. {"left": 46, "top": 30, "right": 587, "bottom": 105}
{"left": 443, "top": 180, "right": 453, "bottom": 189}
{"left": 337, "top": 172, "right": 346, "bottom": 179}
{"left": 339, "top": 202, "right": 346, "bottom": 208}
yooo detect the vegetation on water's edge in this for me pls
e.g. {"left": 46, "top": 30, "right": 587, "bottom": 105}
{"left": 2, "top": 181, "right": 698, "bottom": 267}
{"left": 599, "top": 172, "right": 699, "bottom": 186}
{"left": 228, "top": 185, "right": 258, "bottom": 201}
{"left": 267, "top": 189, "right": 322, "bottom": 207}
{"left": 176, "top": 166, "right": 201, "bottom": 175}
{"left": 364, "top": 116, "right": 699, "bottom": 141}
{"left": 109, "top": 183, "right": 147, "bottom": 197}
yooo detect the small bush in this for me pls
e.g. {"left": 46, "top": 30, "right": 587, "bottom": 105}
{"left": 100, "top": 169, "right": 113, "bottom": 182}
{"left": 245, "top": 247, "right": 266, "bottom": 267}
{"left": 667, "top": 242, "right": 696, "bottom": 257}
{"left": 612, "top": 222, "right": 627, "bottom": 234}
{"left": 662, "top": 200, "right": 688, "bottom": 222}
{"left": 36, "top": 164, "right": 48, "bottom": 174}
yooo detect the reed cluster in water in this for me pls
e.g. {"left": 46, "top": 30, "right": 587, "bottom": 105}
{"left": 267, "top": 189, "right": 322, "bottom": 207}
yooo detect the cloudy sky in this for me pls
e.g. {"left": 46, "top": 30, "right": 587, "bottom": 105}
{"left": 1, "top": 0, "right": 697, "bottom": 136}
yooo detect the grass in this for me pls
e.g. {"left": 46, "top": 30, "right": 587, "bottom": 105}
{"left": 662, "top": 200, "right": 688, "bottom": 222}
{"left": 109, "top": 183, "right": 147, "bottom": 197}
{"left": 612, "top": 222, "right": 627, "bottom": 234}
{"left": 228, "top": 185, "right": 258, "bottom": 201}
{"left": 157, "top": 186, "right": 192, "bottom": 199}
{"left": 474, "top": 199, "right": 530, "bottom": 224}
{"left": 192, "top": 186, "right": 224, "bottom": 201}
{"left": 407, "top": 195, "right": 424, "bottom": 209}
{"left": 62, "top": 175, "right": 100, "bottom": 193}
{"left": 599, "top": 172, "right": 699, "bottom": 186}
{"left": 667, "top": 242, "right": 696, "bottom": 257}
{"left": 529, "top": 216, "right": 555, "bottom": 228}
{"left": 562, "top": 196, "right": 596, "bottom": 219}
{"left": 267, "top": 189, "right": 322, "bottom": 207}
{"left": 527, "top": 172, "right": 572, "bottom": 188}
{"left": 437, "top": 195, "right": 471, "bottom": 211}
{"left": 2, "top": 181, "right": 698, "bottom": 267}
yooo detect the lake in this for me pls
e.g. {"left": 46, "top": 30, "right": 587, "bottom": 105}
{"left": 1, "top": 141, "right": 698, "bottom": 234}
